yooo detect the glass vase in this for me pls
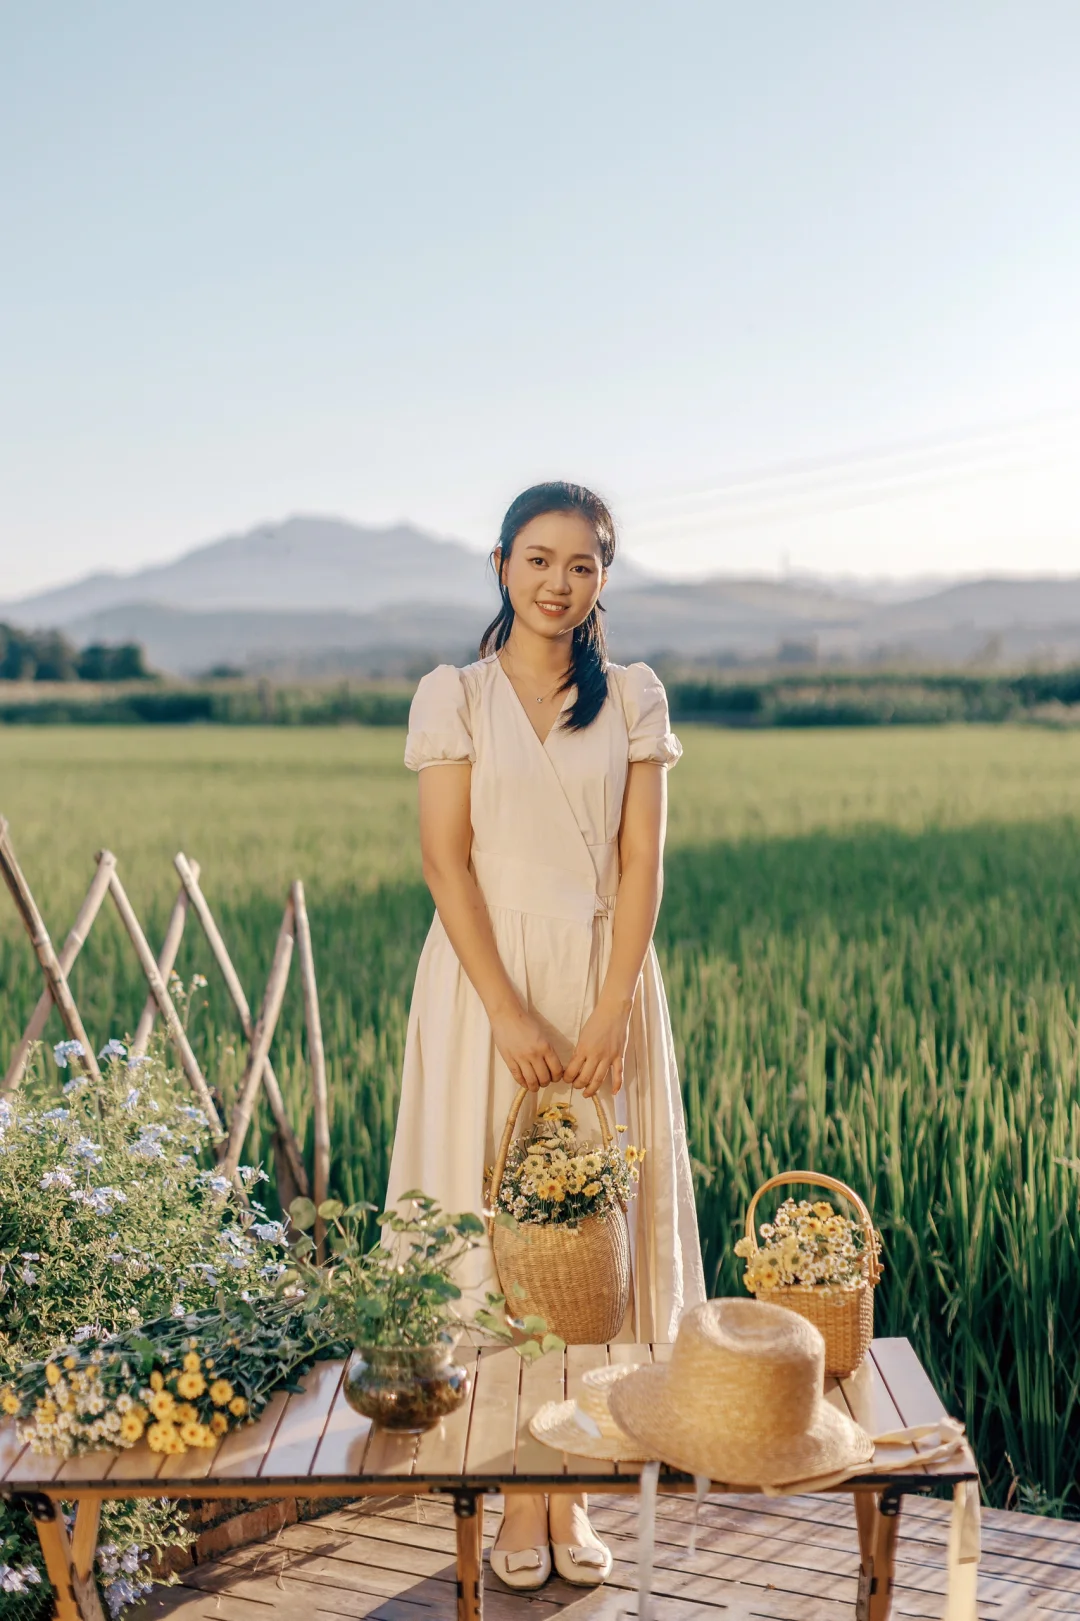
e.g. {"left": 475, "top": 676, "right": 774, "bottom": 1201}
{"left": 342, "top": 1341, "right": 471, "bottom": 1433}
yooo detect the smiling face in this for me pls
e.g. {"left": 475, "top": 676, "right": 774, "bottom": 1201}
{"left": 495, "top": 510, "right": 607, "bottom": 643}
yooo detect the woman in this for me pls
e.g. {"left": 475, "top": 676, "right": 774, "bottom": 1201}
{"left": 386, "top": 481, "right": 705, "bottom": 1589}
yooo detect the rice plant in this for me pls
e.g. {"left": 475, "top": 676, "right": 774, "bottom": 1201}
{"left": 2, "top": 722, "right": 1080, "bottom": 1510}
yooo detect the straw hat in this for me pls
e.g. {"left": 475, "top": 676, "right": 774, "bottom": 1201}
{"left": 529, "top": 1365, "right": 649, "bottom": 1463}
{"left": 607, "top": 1299, "right": 873, "bottom": 1486}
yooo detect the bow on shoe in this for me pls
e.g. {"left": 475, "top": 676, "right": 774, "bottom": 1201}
{"left": 503, "top": 1549, "right": 544, "bottom": 1573}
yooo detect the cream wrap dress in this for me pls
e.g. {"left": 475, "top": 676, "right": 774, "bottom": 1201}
{"left": 385, "top": 653, "right": 706, "bottom": 1343}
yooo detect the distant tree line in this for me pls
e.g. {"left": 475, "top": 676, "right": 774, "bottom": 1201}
{"left": 0, "top": 622, "right": 153, "bottom": 683}
{"left": 4, "top": 664, "right": 1080, "bottom": 727}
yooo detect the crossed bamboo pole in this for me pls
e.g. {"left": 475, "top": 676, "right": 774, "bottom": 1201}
{"left": 0, "top": 820, "right": 329, "bottom": 1230}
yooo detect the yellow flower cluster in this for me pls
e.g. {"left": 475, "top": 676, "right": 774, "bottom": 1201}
{"left": 495, "top": 1103, "right": 640, "bottom": 1226}
{"left": 14, "top": 1337, "right": 250, "bottom": 1460}
{"left": 141, "top": 1347, "right": 246, "bottom": 1454}
{"left": 735, "top": 1198, "right": 870, "bottom": 1294}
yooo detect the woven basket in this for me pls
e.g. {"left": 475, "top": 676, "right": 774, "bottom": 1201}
{"left": 488, "top": 1089, "right": 631, "bottom": 1345}
{"left": 744, "top": 1171, "right": 882, "bottom": 1378}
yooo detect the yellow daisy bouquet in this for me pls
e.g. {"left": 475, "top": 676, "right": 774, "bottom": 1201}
{"left": 2, "top": 1299, "right": 341, "bottom": 1460}
{"left": 493, "top": 1101, "right": 640, "bottom": 1229}
{"left": 734, "top": 1196, "right": 869, "bottom": 1293}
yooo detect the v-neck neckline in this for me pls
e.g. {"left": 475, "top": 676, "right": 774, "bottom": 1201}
{"left": 494, "top": 654, "right": 573, "bottom": 748}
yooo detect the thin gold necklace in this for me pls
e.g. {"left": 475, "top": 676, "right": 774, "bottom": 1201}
{"left": 502, "top": 651, "right": 569, "bottom": 704}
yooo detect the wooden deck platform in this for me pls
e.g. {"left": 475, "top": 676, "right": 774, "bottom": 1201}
{"left": 143, "top": 1489, "right": 1080, "bottom": 1620}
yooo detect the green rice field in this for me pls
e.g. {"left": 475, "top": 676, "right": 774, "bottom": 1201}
{"left": 2, "top": 723, "right": 1080, "bottom": 1512}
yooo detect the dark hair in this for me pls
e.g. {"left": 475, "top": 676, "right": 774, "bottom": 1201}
{"left": 479, "top": 481, "right": 616, "bottom": 732}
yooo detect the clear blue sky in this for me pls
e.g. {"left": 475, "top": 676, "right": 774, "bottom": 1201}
{"left": 3, "top": 1, "right": 1080, "bottom": 596}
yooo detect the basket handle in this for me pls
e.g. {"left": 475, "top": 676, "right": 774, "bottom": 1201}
{"left": 489, "top": 1087, "right": 615, "bottom": 1219}
{"left": 744, "top": 1170, "right": 882, "bottom": 1284}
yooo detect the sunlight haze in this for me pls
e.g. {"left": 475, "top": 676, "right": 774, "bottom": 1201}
{"left": 2, "top": 2, "right": 1079, "bottom": 597}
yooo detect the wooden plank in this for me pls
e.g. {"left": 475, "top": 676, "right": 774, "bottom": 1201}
{"left": 105, "top": 1439, "right": 164, "bottom": 1483}
{"left": 869, "top": 1339, "right": 953, "bottom": 1428}
{"left": 412, "top": 1345, "right": 479, "bottom": 1476}
{"left": 463, "top": 1344, "right": 520, "bottom": 1476}
{"left": 259, "top": 1361, "right": 344, "bottom": 1478}
{"left": 55, "top": 1446, "right": 123, "bottom": 1485}
{"left": 362, "top": 1423, "right": 421, "bottom": 1478}
{"left": 212, "top": 1390, "right": 290, "bottom": 1480}
{"left": 561, "top": 1343, "right": 609, "bottom": 1479}
{"left": 836, "top": 1355, "right": 906, "bottom": 1438}
{"left": 310, "top": 1375, "right": 373, "bottom": 1478}
{"left": 157, "top": 1436, "right": 226, "bottom": 1484}
{"left": 609, "top": 1343, "right": 653, "bottom": 1478}
{"left": 650, "top": 1341, "right": 675, "bottom": 1363}
{"left": 0, "top": 1422, "right": 27, "bottom": 1481}
{"left": 3, "top": 1444, "right": 65, "bottom": 1485}
{"left": 514, "top": 1343, "right": 566, "bottom": 1476}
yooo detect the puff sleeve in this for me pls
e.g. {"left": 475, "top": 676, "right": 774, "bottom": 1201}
{"left": 404, "top": 665, "right": 475, "bottom": 771}
{"left": 620, "top": 662, "right": 683, "bottom": 768}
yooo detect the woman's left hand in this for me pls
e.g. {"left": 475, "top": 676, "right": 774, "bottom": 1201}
{"left": 563, "top": 995, "right": 632, "bottom": 1097}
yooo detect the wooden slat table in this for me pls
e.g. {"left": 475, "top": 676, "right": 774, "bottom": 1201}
{"left": 0, "top": 1337, "right": 977, "bottom": 1621}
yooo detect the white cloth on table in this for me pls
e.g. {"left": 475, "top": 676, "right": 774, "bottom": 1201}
{"left": 386, "top": 653, "right": 706, "bottom": 1342}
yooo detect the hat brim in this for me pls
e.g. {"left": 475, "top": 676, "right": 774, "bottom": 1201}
{"left": 608, "top": 1364, "right": 873, "bottom": 1487}
{"left": 529, "top": 1400, "right": 650, "bottom": 1463}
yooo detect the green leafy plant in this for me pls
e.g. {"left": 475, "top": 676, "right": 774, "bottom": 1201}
{"left": 0, "top": 1041, "right": 295, "bottom": 1615}
{"left": 287, "top": 1191, "right": 486, "bottom": 1348}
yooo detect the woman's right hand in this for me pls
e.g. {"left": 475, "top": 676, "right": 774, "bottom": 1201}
{"left": 490, "top": 1003, "right": 563, "bottom": 1092}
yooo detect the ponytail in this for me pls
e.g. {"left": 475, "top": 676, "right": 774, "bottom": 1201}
{"left": 479, "top": 482, "right": 616, "bottom": 733}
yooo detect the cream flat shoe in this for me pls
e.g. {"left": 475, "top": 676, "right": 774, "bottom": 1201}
{"left": 489, "top": 1542, "right": 552, "bottom": 1590}
{"left": 550, "top": 1539, "right": 613, "bottom": 1586}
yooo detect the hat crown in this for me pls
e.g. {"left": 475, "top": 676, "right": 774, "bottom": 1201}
{"left": 670, "top": 1299, "right": 825, "bottom": 1439}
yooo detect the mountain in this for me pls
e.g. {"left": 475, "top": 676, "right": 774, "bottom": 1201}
{"left": 6, "top": 514, "right": 1080, "bottom": 674}
{"left": 3, "top": 517, "right": 500, "bottom": 624}
{"left": 3, "top": 514, "right": 659, "bottom": 628}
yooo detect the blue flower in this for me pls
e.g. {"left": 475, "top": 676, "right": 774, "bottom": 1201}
{"left": 250, "top": 1220, "right": 286, "bottom": 1244}
{"left": 178, "top": 1105, "right": 207, "bottom": 1123}
{"left": 126, "top": 1055, "right": 150, "bottom": 1071}
{"left": 238, "top": 1165, "right": 269, "bottom": 1186}
{"left": 62, "top": 1075, "right": 90, "bottom": 1096}
{"left": 205, "top": 1174, "right": 230, "bottom": 1195}
{"left": 69, "top": 1136, "right": 104, "bottom": 1167}
{"left": 124, "top": 1088, "right": 140, "bottom": 1109}
{"left": 1, "top": 1564, "right": 43, "bottom": 1593}
{"left": 53, "top": 1039, "right": 85, "bottom": 1068}
{"left": 98, "top": 1039, "right": 127, "bottom": 1062}
{"left": 20, "top": 1264, "right": 38, "bottom": 1284}
{"left": 128, "top": 1137, "right": 164, "bottom": 1161}
{"left": 40, "top": 1168, "right": 75, "bottom": 1190}
{"left": 72, "top": 1187, "right": 127, "bottom": 1216}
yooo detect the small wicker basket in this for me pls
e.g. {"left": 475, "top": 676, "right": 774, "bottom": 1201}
{"left": 488, "top": 1089, "right": 631, "bottom": 1345}
{"left": 743, "top": 1171, "right": 882, "bottom": 1378}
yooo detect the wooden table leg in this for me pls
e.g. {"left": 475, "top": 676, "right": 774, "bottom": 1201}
{"left": 25, "top": 1493, "right": 106, "bottom": 1621}
{"left": 869, "top": 1496, "right": 901, "bottom": 1621}
{"left": 854, "top": 1489, "right": 903, "bottom": 1621}
{"left": 854, "top": 1491, "right": 877, "bottom": 1621}
{"left": 454, "top": 1489, "right": 484, "bottom": 1621}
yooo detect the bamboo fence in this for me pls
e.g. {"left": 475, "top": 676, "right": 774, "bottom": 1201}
{"left": 0, "top": 817, "right": 330, "bottom": 1251}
